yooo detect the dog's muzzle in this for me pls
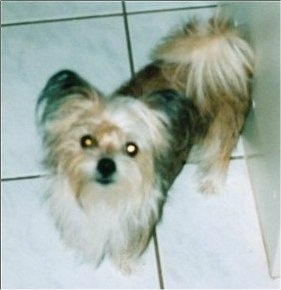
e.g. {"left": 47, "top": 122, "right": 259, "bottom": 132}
{"left": 96, "top": 158, "right": 116, "bottom": 185}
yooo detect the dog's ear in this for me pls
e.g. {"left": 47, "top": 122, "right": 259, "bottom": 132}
{"left": 143, "top": 89, "right": 200, "bottom": 135}
{"left": 143, "top": 89, "right": 205, "bottom": 191}
{"left": 143, "top": 89, "right": 188, "bottom": 117}
{"left": 37, "top": 70, "right": 102, "bottom": 125}
{"left": 39, "top": 70, "right": 93, "bottom": 102}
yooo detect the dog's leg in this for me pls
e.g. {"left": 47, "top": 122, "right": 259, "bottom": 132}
{"left": 197, "top": 105, "right": 246, "bottom": 194}
{"left": 111, "top": 227, "right": 153, "bottom": 274}
{"left": 112, "top": 252, "right": 136, "bottom": 275}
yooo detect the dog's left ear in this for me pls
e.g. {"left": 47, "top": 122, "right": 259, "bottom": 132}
{"left": 37, "top": 70, "right": 102, "bottom": 125}
{"left": 142, "top": 89, "right": 201, "bottom": 192}
{"left": 143, "top": 89, "right": 200, "bottom": 136}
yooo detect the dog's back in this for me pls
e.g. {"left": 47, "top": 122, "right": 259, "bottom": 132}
{"left": 115, "top": 14, "right": 254, "bottom": 194}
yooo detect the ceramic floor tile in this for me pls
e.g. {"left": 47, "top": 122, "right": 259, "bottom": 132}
{"left": 2, "top": 1, "right": 122, "bottom": 24}
{"left": 2, "top": 178, "right": 159, "bottom": 289}
{"left": 126, "top": 1, "right": 217, "bottom": 13}
{"left": 156, "top": 160, "right": 280, "bottom": 288}
{"left": 127, "top": 8, "right": 217, "bottom": 72}
{"left": 2, "top": 17, "right": 130, "bottom": 179}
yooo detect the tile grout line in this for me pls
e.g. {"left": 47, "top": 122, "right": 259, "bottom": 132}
{"left": 121, "top": 1, "right": 165, "bottom": 287}
{"left": 121, "top": 0, "right": 135, "bottom": 77}
{"left": 229, "top": 155, "right": 246, "bottom": 160}
{"left": 127, "top": 4, "right": 218, "bottom": 16}
{"left": 153, "top": 230, "right": 165, "bottom": 289}
{"left": 1, "top": 12, "right": 124, "bottom": 27}
{"left": 1, "top": 174, "right": 48, "bottom": 182}
{"left": 1, "top": 4, "right": 218, "bottom": 28}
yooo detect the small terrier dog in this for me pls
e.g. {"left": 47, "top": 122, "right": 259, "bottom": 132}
{"left": 37, "top": 15, "right": 254, "bottom": 272}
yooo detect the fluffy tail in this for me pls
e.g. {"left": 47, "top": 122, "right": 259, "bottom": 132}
{"left": 151, "top": 15, "right": 254, "bottom": 112}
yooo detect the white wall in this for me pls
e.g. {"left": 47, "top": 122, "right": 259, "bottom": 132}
{"left": 222, "top": 2, "right": 280, "bottom": 278}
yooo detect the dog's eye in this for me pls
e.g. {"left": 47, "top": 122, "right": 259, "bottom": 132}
{"left": 125, "top": 142, "right": 138, "bottom": 157}
{"left": 80, "top": 135, "right": 96, "bottom": 149}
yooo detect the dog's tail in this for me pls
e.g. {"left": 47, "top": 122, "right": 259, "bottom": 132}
{"left": 151, "top": 14, "right": 254, "bottom": 113}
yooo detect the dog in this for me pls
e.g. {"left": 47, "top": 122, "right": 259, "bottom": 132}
{"left": 37, "top": 15, "right": 254, "bottom": 273}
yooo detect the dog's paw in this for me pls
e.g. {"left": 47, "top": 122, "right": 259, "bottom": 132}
{"left": 113, "top": 255, "right": 135, "bottom": 275}
{"left": 199, "top": 178, "right": 222, "bottom": 195}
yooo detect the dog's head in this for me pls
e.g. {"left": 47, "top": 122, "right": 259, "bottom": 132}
{"left": 37, "top": 70, "right": 198, "bottom": 212}
{"left": 37, "top": 70, "right": 183, "bottom": 208}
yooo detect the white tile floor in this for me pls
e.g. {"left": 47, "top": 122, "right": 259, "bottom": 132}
{"left": 1, "top": 1, "right": 280, "bottom": 289}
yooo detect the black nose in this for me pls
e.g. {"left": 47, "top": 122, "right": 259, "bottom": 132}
{"left": 97, "top": 158, "right": 116, "bottom": 178}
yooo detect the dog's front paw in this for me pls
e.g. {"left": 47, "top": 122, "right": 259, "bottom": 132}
{"left": 199, "top": 178, "right": 223, "bottom": 195}
{"left": 113, "top": 255, "right": 135, "bottom": 275}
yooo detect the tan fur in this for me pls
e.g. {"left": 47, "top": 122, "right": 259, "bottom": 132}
{"left": 116, "top": 15, "right": 254, "bottom": 193}
{"left": 39, "top": 82, "right": 169, "bottom": 272}
{"left": 38, "top": 14, "right": 254, "bottom": 274}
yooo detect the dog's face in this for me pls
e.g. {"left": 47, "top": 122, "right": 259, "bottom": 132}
{"left": 37, "top": 71, "right": 170, "bottom": 208}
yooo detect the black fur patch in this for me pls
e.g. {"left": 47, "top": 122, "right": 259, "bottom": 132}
{"left": 144, "top": 89, "right": 199, "bottom": 138}
{"left": 143, "top": 89, "right": 201, "bottom": 192}
{"left": 37, "top": 70, "right": 97, "bottom": 124}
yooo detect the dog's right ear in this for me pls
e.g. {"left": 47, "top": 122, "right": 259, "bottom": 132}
{"left": 36, "top": 70, "right": 101, "bottom": 125}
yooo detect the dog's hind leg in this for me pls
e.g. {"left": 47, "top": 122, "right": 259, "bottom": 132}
{"left": 196, "top": 104, "right": 246, "bottom": 194}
